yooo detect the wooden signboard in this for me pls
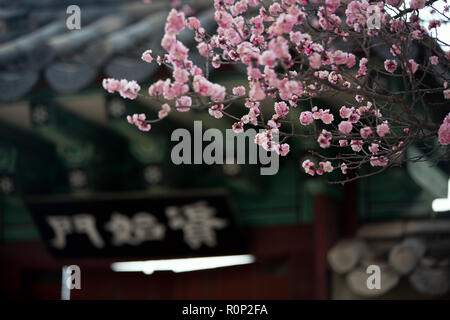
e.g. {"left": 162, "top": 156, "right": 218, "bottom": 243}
{"left": 25, "top": 189, "right": 247, "bottom": 259}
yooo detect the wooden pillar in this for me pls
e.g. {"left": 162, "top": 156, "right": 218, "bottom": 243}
{"left": 339, "top": 181, "right": 358, "bottom": 237}
{"left": 313, "top": 194, "right": 339, "bottom": 299}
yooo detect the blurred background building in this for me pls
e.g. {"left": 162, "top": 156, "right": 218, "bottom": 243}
{"left": 0, "top": 0, "right": 449, "bottom": 299}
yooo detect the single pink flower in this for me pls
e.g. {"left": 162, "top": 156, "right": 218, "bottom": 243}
{"left": 208, "top": 104, "right": 224, "bottom": 119}
{"left": 444, "top": 89, "right": 450, "bottom": 99}
{"left": 141, "top": 50, "right": 153, "bottom": 63}
{"left": 386, "top": 0, "right": 403, "bottom": 7}
{"left": 350, "top": 140, "right": 363, "bottom": 152}
{"left": 118, "top": 79, "right": 140, "bottom": 100}
{"left": 429, "top": 56, "right": 439, "bottom": 65}
{"left": 232, "top": 86, "right": 246, "bottom": 96}
{"left": 406, "top": 59, "right": 419, "bottom": 74}
{"left": 339, "top": 106, "right": 353, "bottom": 118}
{"left": 369, "top": 143, "right": 379, "bottom": 154}
{"left": 338, "top": 121, "right": 353, "bottom": 134}
{"left": 410, "top": 0, "right": 426, "bottom": 9}
{"left": 232, "top": 122, "right": 244, "bottom": 133}
{"left": 187, "top": 17, "right": 200, "bottom": 30}
{"left": 300, "top": 111, "right": 314, "bottom": 126}
{"left": 249, "top": 82, "right": 266, "bottom": 101}
{"left": 165, "top": 9, "right": 185, "bottom": 36}
{"left": 274, "top": 101, "right": 289, "bottom": 116}
{"left": 158, "top": 104, "right": 171, "bottom": 119}
{"left": 127, "top": 113, "right": 150, "bottom": 131}
{"left": 276, "top": 143, "right": 290, "bottom": 156}
{"left": 309, "top": 53, "right": 322, "bottom": 69}
{"left": 370, "top": 156, "right": 389, "bottom": 167}
{"left": 321, "top": 111, "right": 334, "bottom": 125}
{"left": 102, "top": 78, "right": 121, "bottom": 93}
{"left": 360, "top": 127, "right": 373, "bottom": 139}
{"left": 259, "top": 50, "right": 277, "bottom": 68}
{"left": 302, "top": 159, "right": 316, "bottom": 176}
{"left": 175, "top": 96, "right": 192, "bottom": 111}
{"left": 317, "top": 129, "right": 332, "bottom": 148}
{"left": 376, "top": 122, "right": 391, "bottom": 137}
{"left": 384, "top": 59, "right": 397, "bottom": 73}
{"left": 317, "top": 161, "right": 333, "bottom": 175}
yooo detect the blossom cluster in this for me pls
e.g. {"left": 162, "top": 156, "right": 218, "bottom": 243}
{"left": 102, "top": 0, "right": 450, "bottom": 181}
{"left": 127, "top": 114, "right": 151, "bottom": 131}
{"left": 102, "top": 78, "right": 141, "bottom": 100}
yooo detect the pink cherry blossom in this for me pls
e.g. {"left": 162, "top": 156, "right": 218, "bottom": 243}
{"left": 211, "top": 84, "right": 226, "bottom": 102}
{"left": 340, "top": 163, "right": 348, "bottom": 174}
{"left": 386, "top": 0, "right": 403, "bottom": 7}
{"left": 187, "top": 17, "right": 200, "bottom": 30}
{"left": 232, "top": 122, "right": 244, "bottom": 133}
{"left": 102, "top": 78, "right": 121, "bottom": 93}
{"left": 299, "top": 111, "right": 314, "bottom": 126}
{"left": 268, "top": 3, "right": 282, "bottom": 16}
{"left": 197, "top": 42, "right": 211, "bottom": 57}
{"left": 173, "top": 68, "right": 190, "bottom": 83}
{"left": 350, "top": 140, "right": 363, "bottom": 152}
{"left": 406, "top": 59, "right": 419, "bottom": 74}
{"left": 444, "top": 89, "right": 450, "bottom": 99}
{"left": 429, "top": 56, "right": 439, "bottom": 65}
{"left": 376, "top": 122, "right": 391, "bottom": 137}
{"left": 348, "top": 112, "right": 360, "bottom": 123}
{"left": 232, "top": 86, "right": 246, "bottom": 96}
{"left": 101, "top": 0, "right": 449, "bottom": 182}
{"left": 316, "top": 161, "right": 333, "bottom": 175}
{"left": 338, "top": 121, "right": 353, "bottom": 134}
{"left": 209, "top": 104, "right": 224, "bottom": 119}
{"left": 127, "top": 113, "right": 151, "bottom": 131}
{"left": 332, "top": 50, "right": 348, "bottom": 65}
{"left": 165, "top": 9, "right": 185, "bottom": 36}
{"left": 339, "top": 106, "right": 353, "bottom": 119}
{"left": 356, "top": 58, "right": 368, "bottom": 78}
{"left": 175, "top": 95, "right": 192, "bottom": 111}
{"left": 438, "top": 113, "right": 450, "bottom": 145}
{"left": 302, "top": 159, "right": 315, "bottom": 176}
{"left": 384, "top": 60, "right": 397, "bottom": 73}
{"left": 321, "top": 111, "right": 334, "bottom": 125}
{"left": 158, "top": 104, "right": 171, "bottom": 119}
{"left": 249, "top": 82, "right": 266, "bottom": 100}
{"left": 118, "top": 79, "right": 141, "bottom": 100}
{"left": 318, "top": 129, "right": 332, "bottom": 148}
{"left": 346, "top": 54, "right": 356, "bottom": 68}
{"left": 141, "top": 50, "right": 153, "bottom": 63}
{"left": 274, "top": 101, "right": 289, "bottom": 116}
{"left": 259, "top": 50, "right": 277, "bottom": 68}
{"left": 193, "top": 75, "right": 213, "bottom": 96}
{"left": 275, "top": 143, "right": 290, "bottom": 156}
{"left": 212, "top": 55, "right": 221, "bottom": 68}
{"left": 360, "top": 127, "right": 373, "bottom": 139}
{"left": 312, "top": 106, "right": 322, "bottom": 120}
{"left": 370, "top": 156, "right": 389, "bottom": 167}
{"left": 410, "top": 0, "right": 426, "bottom": 9}
{"left": 369, "top": 143, "right": 379, "bottom": 154}
{"left": 309, "top": 53, "right": 322, "bottom": 69}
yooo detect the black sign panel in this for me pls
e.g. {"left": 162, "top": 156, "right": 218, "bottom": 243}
{"left": 25, "top": 189, "right": 247, "bottom": 259}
